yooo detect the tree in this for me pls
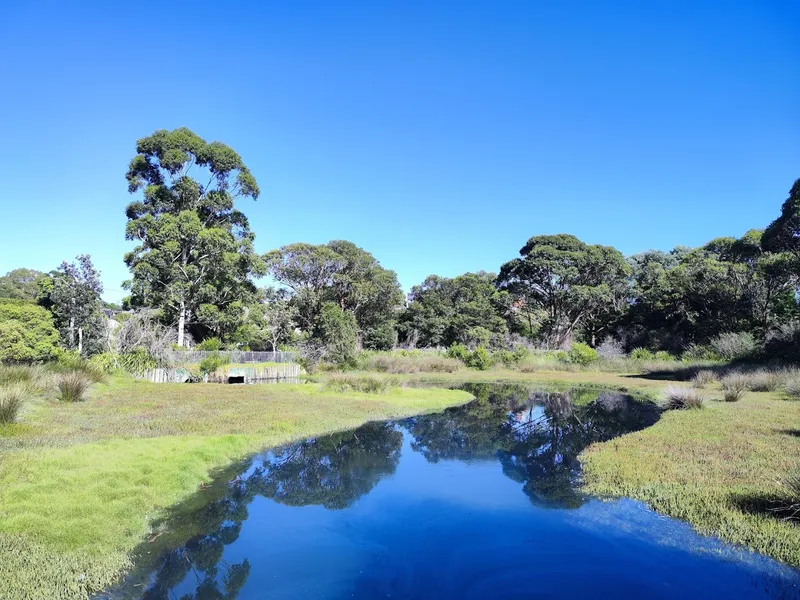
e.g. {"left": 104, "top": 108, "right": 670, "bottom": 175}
{"left": 0, "top": 299, "right": 60, "bottom": 362}
{"left": 316, "top": 302, "right": 358, "bottom": 367}
{"left": 265, "top": 241, "right": 403, "bottom": 347}
{"left": 497, "top": 234, "right": 630, "bottom": 348}
{"left": 762, "top": 178, "right": 800, "bottom": 258}
{"left": 0, "top": 269, "right": 47, "bottom": 302}
{"left": 246, "top": 287, "right": 298, "bottom": 351}
{"left": 399, "top": 272, "right": 509, "bottom": 348}
{"left": 47, "top": 255, "right": 105, "bottom": 356}
{"left": 123, "top": 127, "right": 265, "bottom": 346}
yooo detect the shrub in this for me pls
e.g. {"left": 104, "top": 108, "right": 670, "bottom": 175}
{"left": 681, "top": 344, "right": 720, "bottom": 362}
{"left": 662, "top": 385, "right": 706, "bottom": 410}
{"left": 324, "top": 374, "right": 397, "bottom": 394}
{"left": 368, "top": 353, "right": 460, "bottom": 374}
{"left": 691, "top": 369, "right": 717, "bottom": 388}
{"left": 496, "top": 346, "right": 530, "bottom": 367}
{"left": 447, "top": 343, "right": 470, "bottom": 362}
{"left": 596, "top": 337, "right": 625, "bottom": 359}
{"left": 118, "top": 348, "right": 158, "bottom": 375}
{"left": 720, "top": 373, "right": 749, "bottom": 402}
{"left": 630, "top": 348, "right": 654, "bottom": 361}
{"left": 784, "top": 374, "right": 800, "bottom": 399}
{"left": 363, "top": 323, "right": 398, "bottom": 351}
{"left": 55, "top": 352, "right": 106, "bottom": 383}
{"left": 196, "top": 337, "right": 223, "bottom": 351}
{"left": 0, "top": 384, "right": 29, "bottom": 423}
{"left": 466, "top": 346, "right": 493, "bottom": 370}
{"left": 746, "top": 370, "right": 783, "bottom": 392}
{"left": 0, "top": 299, "right": 60, "bottom": 362}
{"left": 653, "top": 351, "right": 673, "bottom": 361}
{"left": 710, "top": 332, "right": 758, "bottom": 361}
{"left": 568, "top": 342, "right": 598, "bottom": 366}
{"left": 57, "top": 371, "right": 90, "bottom": 402}
{"left": 198, "top": 351, "right": 231, "bottom": 375}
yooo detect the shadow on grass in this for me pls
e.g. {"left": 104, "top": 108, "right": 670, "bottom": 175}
{"left": 776, "top": 429, "right": 800, "bottom": 438}
{"left": 730, "top": 491, "right": 799, "bottom": 523}
{"left": 622, "top": 365, "right": 723, "bottom": 382}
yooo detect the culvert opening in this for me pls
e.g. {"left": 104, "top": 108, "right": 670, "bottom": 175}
{"left": 228, "top": 376, "right": 246, "bottom": 384}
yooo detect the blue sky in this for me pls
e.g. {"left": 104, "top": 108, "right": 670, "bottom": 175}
{"left": 1, "top": 1, "right": 798, "bottom": 302}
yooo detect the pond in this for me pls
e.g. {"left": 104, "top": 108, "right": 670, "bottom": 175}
{"left": 103, "top": 383, "right": 800, "bottom": 599}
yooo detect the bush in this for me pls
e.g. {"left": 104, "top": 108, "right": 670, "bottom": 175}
{"left": 746, "top": 370, "right": 784, "bottom": 392}
{"left": 324, "top": 374, "right": 397, "bottom": 394}
{"left": 596, "top": 337, "right": 625, "bottom": 359}
{"left": 784, "top": 374, "right": 800, "bottom": 399}
{"left": 117, "top": 348, "right": 158, "bottom": 375}
{"left": 0, "top": 299, "right": 60, "bottom": 362}
{"left": 0, "top": 384, "right": 29, "bottom": 423}
{"left": 55, "top": 351, "right": 106, "bottom": 383}
{"left": 196, "top": 337, "right": 223, "bottom": 351}
{"left": 720, "top": 373, "right": 748, "bottom": 402}
{"left": 681, "top": 344, "right": 720, "bottom": 362}
{"left": 495, "top": 346, "right": 530, "bottom": 367}
{"left": 568, "top": 342, "right": 598, "bottom": 366}
{"left": 57, "top": 371, "right": 90, "bottom": 402}
{"left": 653, "top": 351, "right": 673, "bottom": 361}
{"left": 691, "top": 369, "right": 717, "bottom": 388}
{"left": 466, "top": 346, "right": 493, "bottom": 370}
{"left": 630, "top": 348, "right": 654, "bottom": 361}
{"left": 710, "top": 332, "right": 758, "bottom": 361}
{"left": 363, "top": 323, "right": 398, "bottom": 351}
{"left": 446, "top": 343, "right": 470, "bottom": 362}
{"left": 662, "top": 385, "right": 706, "bottom": 410}
{"left": 198, "top": 351, "right": 231, "bottom": 375}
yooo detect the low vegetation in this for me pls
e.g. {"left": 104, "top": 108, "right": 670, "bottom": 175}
{"left": 581, "top": 389, "right": 800, "bottom": 567}
{"left": 662, "top": 385, "right": 706, "bottom": 410}
{"left": 0, "top": 384, "right": 28, "bottom": 423}
{"left": 0, "top": 376, "right": 472, "bottom": 599}
{"left": 323, "top": 373, "right": 399, "bottom": 394}
{"left": 56, "top": 371, "right": 91, "bottom": 402}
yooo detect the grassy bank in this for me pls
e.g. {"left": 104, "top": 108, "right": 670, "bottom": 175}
{"left": 0, "top": 377, "right": 472, "bottom": 600}
{"left": 581, "top": 389, "right": 800, "bottom": 568}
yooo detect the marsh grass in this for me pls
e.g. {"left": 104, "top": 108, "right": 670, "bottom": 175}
{"left": 0, "top": 379, "right": 472, "bottom": 599}
{"left": 720, "top": 373, "right": 749, "bottom": 402}
{"left": 691, "top": 370, "right": 717, "bottom": 388}
{"left": 582, "top": 389, "right": 800, "bottom": 567}
{"left": 662, "top": 385, "right": 706, "bottom": 410}
{"left": 0, "top": 384, "right": 29, "bottom": 423}
{"left": 57, "top": 372, "right": 90, "bottom": 402}
{"left": 366, "top": 353, "right": 461, "bottom": 374}
{"left": 324, "top": 373, "right": 399, "bottom": 393}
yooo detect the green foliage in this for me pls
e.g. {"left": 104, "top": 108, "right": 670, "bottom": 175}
{"left": 196, "top": 337, "right": 223, "bottom": 351}
{"left": 446, "top": 343, "right": 470, "bottom": 362}
{"left": 0, "top": 299, "right": 60, "bottom": 362}
{"left": 57, "top": 372, "right": 90, "bottom": 403}
{"left": 496, "top": 345, "right": 531, "bottom": 367}
{"left": 709, "top": 332, "right": 757, "bottom": 361}
{"left": 123, "top": 127, "right": 265, "bottom": 346}
{"left": 362, "top": 351, "right": 461, "bottom": 373}
{"left": 316, "top": 303, "right": 359, "bottom": 368}
{"left": 497, "top": 234, "right": 630, "bottom": 348}
{"left": 88, "top": 352, "right": 121, "bottom": 374}
{"left": 681, "top": 344, "right": 720, "bottom": 362}
{"left": 198, "top": 351, "right": 231, "bottom": 375}
{"left": 466, "top": 346, "right": 493, "bottom": 370}
{"left": 118, "top": 349, "right": 157, "bottom": 375}
{"left": 399, "top": 272, "right": 509, "bottom": 347}
{"left": 266, "top": 241, "right": 402, "bottom": 346}
{"left": 568, "top": 342, "right": 598, "bottom": 365}
{"left": 653, "top": 351, "right": 673, "bottom": 361}
{"left": 0, "top": 269, "right": 47, "bottom": 302}
{"left": 630, "top": 348, "right": 654, "bottom": 361}
{"left": 363, "top": 322, "right": 398, "bottom": 351}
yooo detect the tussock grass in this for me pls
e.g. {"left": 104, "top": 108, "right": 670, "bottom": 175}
{"left": 57, "top": 372, "right": 90, "bottom": 403}
{"left": 662, "top": 385, "right": 706, "bottom": 410}
{"left": 691, "top": 370, "right": 717, "bottom": 388}
{"left": 582, "top": 389, "right": 800, "bottom": 567}
{"left": 783, "top": 374, "right": 800, "bottom": 399}
{"left": 720, "top": 373, "right": 749, "bottom": 402}
{"left": 0, "top": 384, "right": 29, "bottom": 423}
{"left": 0, "top": 379, "right": 472, "bottom": 599}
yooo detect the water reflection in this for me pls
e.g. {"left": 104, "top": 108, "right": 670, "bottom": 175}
{"left": 104, "top": 384, "right": 798, "bottom": 600}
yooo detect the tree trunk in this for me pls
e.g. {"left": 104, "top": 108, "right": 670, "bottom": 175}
{"left": 69, "top": 316, "right": 75, "bottom": 349}
{"left": 78, "top": 327, "right": 83, "bottom": 355}
{"left": 177, "top": 301, "right": 186, "bottom": 347}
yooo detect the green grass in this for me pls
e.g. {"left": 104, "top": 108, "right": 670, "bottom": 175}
{"left": 581, "top": 390, "right": 800, "bottom": 567}
{"left": 0, "top": 377, "right": 471, "bottom": 599}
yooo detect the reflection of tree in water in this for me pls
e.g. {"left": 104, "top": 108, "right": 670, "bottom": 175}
{"left": 135, "top": 421, "right": 402, "bottom": 599}
{"left": 405, "top": 383, "right": 660, "bottom": 508}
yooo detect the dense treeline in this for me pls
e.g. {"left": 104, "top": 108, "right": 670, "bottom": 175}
{"left": 1, "top": 127, "right": 798, "bottom": 365}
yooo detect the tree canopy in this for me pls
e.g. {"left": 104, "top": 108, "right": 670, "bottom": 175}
{"left": 123, "top": 127, "right": 264, "bottom": 346}
{"left": 0, "top": 299, "right": 60, "bottom": 362}
{"left": 0, "top": 269, "right": 47, "bottom": 303}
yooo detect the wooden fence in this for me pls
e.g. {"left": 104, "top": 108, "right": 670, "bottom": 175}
{"left": 166, "top": 350, "right": 297, "bottom": 364}
{"left": 140, "top": 363, "right": 302, "bottom": 384}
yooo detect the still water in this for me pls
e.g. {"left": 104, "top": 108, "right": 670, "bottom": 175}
{"left": 105, "top": 383, "right": 799, "bottom": 599}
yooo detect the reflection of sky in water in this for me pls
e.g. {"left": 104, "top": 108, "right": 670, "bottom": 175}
{"left": 106, "top": 387, "right": 800, "bottom": 600}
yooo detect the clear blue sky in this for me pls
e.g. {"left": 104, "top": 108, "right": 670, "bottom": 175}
{"left": 1, "top": 1, "right": 798, "bottom": 302}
